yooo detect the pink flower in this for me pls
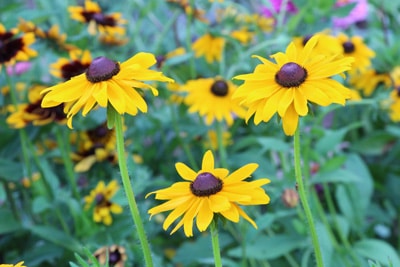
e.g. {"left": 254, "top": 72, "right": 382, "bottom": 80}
{"left": 6, "top": 62, "right": 32, "bottom": 76}
{"left": 333, "top": 0, "right": 368, "bottom": 29}
{"left": 261, "top": 0, "right": 298, "bottom": 18}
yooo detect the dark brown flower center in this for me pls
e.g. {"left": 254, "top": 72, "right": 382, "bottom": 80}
{"left": 61, "top": 60, "right": 90, "bottom": 80}
{"left": 93, "top": 13, "right": 117, "bottom": 26}
{"left": 302, "top": 34, "right": 313, "bottom": 46}
{"left": 275, "top": 62, "right": 307, "bottom": 88}
{"left": 190, "top": 172, "right": 223, "bottom": 197}
{"left": 109, "top": 250, "right": 122, "bottom": 264}
{"left": 211, "top": 80, "right": 229, "bottom": 97}
{"left": 396, "top": 86, "right": 400, "bottom": 97}
{"left": 342, "top": 41, "right": 355, "bottom": 54}
{"left": 95, "top": 193, "right": 105, "bottom": 205}
{"left": 86, "top": 56, "right": 120, "bottom": 83}
{"left": 0, "top": 32, "right": 24, "bottom": 64}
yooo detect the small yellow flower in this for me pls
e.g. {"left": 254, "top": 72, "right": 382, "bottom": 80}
{"left": 84, "top": 180, "right": 123, "bottom": 225}
{"left": 147, "top": 150, "right": 270, "bottom": 237}
{"left": 233, "top": 35, "right": 354, "bottom": 135}
{"left": 50, "top": 50, "right": 92, "bottom": 80}
{"left": 183, "top": 78, "right": 246, "bottom": 126}
{"left": 41, "top": 52, "right": 174, "bottom": 128}
{"left": 349, "top": 69, "right": 392, "bottom": 97}
{"left": 336, "top": 33, "right": 375, "bottom": 73}
{"left": 68, "top": 0, "right": 126, "bottom": 35}
{"left": 6, "top": 85, "right": 66, "bottom": 128}
{"left": 192, "top": 33, "right": 225, "bottom": 63}
{"left": 0, "top": 261, "right": 27, "bottom": 267}
{"left": 231, "top": 28, "right": 254, "bottom": 45}
{"left": 0, "top": 23, "right": 37, "bottom": 66}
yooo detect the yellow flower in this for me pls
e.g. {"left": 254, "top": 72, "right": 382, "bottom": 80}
{"left": 0, "top": 23, "right": 37, "bottom": 66}
{"left": 388, "top": 89, "right": 400, "bottom": 122}
{"left": 147, "top": 150, "right": 270, "bottom": 237}
{"left": 50, "top": 50, "right": 92, "bottom": 80}
{"left": 68, "top": 0, "right": 126, "bottom": 35}
{"left": 71, "top": 123, "right": 117, "bottom": 172}
{"left": 6, "top": 85, "right": 66, "bottom": 128}
{"left": 233, "top": 35, "right": 354, "bottom": 135}
{"left": 192, "top": 33, "right": 225, "bottom": 63}
{"left": 41, "top": 52, "right": 174, "bottom": 128}
{"left": 0, "top": 261, "right": 26, "bottom": 267}
{"left": 183, "top": 78, "right": 247, "bottom": 126}
{"left": 292, "top": 32, "right": 342, "bottom": 57}
{"left": 204, "top": 129, "right": 232, "bottom": 150}
{"left": 336, "top": 33, "right": 375, "bottom": 73}
{"left": 84, "top": 180, "right": 123, "bottom": 225}
{"left": 231, "top": 28, "right": 254, "bottom": 45}
{"left": 349, "top": 69, "right": 392, "bottom": 97}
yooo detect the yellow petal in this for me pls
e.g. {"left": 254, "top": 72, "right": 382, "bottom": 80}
{"left": 202, "top": 150, "right": 214, "bottom": 172}
{"left": 175, "top": 162, "right": 197, "bottom": 181}
{"left": 225, "top": 163, "right": 258, "bottom": 183}
{"left": 196, "top": 198, "right": 214, "bottom": 232}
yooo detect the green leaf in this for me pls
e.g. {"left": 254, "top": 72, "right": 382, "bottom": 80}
{"left": 106, "top": 105, "right": 117, "bottom": 129}
{"left": 28, "top": 225, "right": 82, "bottom": 253}
{"left": 0, "top": 210, "right": 22, "bottom": 234}
{"left": 311, "top": 169, "right": 360, "bottom": 184}
{"left": 32, "top": 196, "right": 52, "bottom": 214}
{"left": 351, "top": 132, "right": 396, "bottom": 156}
{"left": 354, "top": 239, "right": 400, "bottom": 267}
{"left": 227, "top": 235, "right": 307, "bottom": 260}
{"left": 314, "top": 128, "right": 348, "bottom": 154}
{"left": 257, "top": 137, "right": 290, "bottom": 152}
{"left": 0, "top": 159, "right": 23, "bottom": 182}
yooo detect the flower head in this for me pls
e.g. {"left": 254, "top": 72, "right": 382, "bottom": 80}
{"left": 0, "top": 23, "right": 37, "bottom": 66}
{"left": 147, "top": 150, "right": 270, "bottom": 237}
{"left": 41, "top": 52, "right": 174, "bottom": 128}
{"left": 68, "top": 0, "right": 126, "bottom": 35}
{"left": 349, "top": 69, "right": 392, "bottom": 97}
{"left": 233, "top": 35, "right": 354, "bottom": 135}
{"left": 192, "top": 33, "right": 225, "bottom": 63}
{"left": 183, "top": 78, "right": 246, "bottom": 126}
{"left": 50, "top": 50, "right": 92, "bottom": 80}
{"left": 7, "top": 85, "right": 66, "bottom": 128}
{"left": 94, "top": 245, "right": 127, "bottom": 267}
{"left": 261, "top": 0, "right": 298, "bottom": 18}
{"left": 336, "top": 33, "right": 375, "bottom": 73}
{"left": 84, "top": 180, "right": 123, "bottom": 225}
{"left": 71, "top": 123, "right": 117, "bottom": 172}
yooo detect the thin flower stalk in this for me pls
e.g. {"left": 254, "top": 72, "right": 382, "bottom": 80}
{"left": 210, "top": 221, "right": 223, "bottom": 267}
{"left": 114, "top": 112, "right": 153, "bottom": 267}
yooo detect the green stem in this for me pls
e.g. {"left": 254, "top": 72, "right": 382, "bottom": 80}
{"left": 185, "top": 1, "right": 196, "bottom": 79}
{"left": 3, "top": 181, "right": 20, "bottom": 220}
{"left": 215, "top": 120, "right": 228, "bottom": 168}
{"left": 210, "top": 220, "right": 223, "bottom": 267}
{"left": 114, "top": 114, "right": 153, "bottom": 267}
{"left": 293, "top": 127, "right": 324, "bottom": 267}
{"left": 55, "top": 127, "right": 79, "bottom": 199}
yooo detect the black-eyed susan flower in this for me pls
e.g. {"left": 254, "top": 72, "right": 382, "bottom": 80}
{"left": 387, "top": 88, "right": 400, "bottom": 122}
{"left": 50, "top": 50, "right": 92, "bottom": 81}
{"left": 336, "top": 33, "right": 375, "bottom": 73}
{"left": 84, "top": 180, "right": 123, "bottom": 225}
{"left": 183, "top": 78, "right": 246, "bottom": 126}
{"left": 6, "top": 85, "right": 66, "bottom": 128}
{"left": 292, "top": 32, "right": 342, "bottom": 57}
{"left": 94, "top": 245, "right": 127, "bottom": 267}
{"left": 192, "top": 33, "right": 225, "bottom": 63}
{"left": 233, "top": 35, "right": 354, "bottom": 136}
{"left": 98, "top": 32, "right": 128, "bottom": 46}
{"left": 0, "top": 262, "right": 26, "bottom": 267}
{"left": 68, "top": 0, "right": 126, "bottom": 35}
{"left": 147, "top": 150, "right": 270, "bottom": 237}
{"left": 71, "top": 123, "right": 117, "bottom": 172}
{"left": 349, "top": 69, "right": 392, "bottom": 96}
{"left": 0, "top": 23, "right": 37, "bottom": 66}
{"left": 41, "top": 52, "right": 174, "bottom": 128}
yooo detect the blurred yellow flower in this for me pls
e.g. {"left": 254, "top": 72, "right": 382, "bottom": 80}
{"left": 192, "top": 33, "right": 225, "bottom": 63}
{"left": 84, "top": 180, "right": 123, "bottom": 225}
